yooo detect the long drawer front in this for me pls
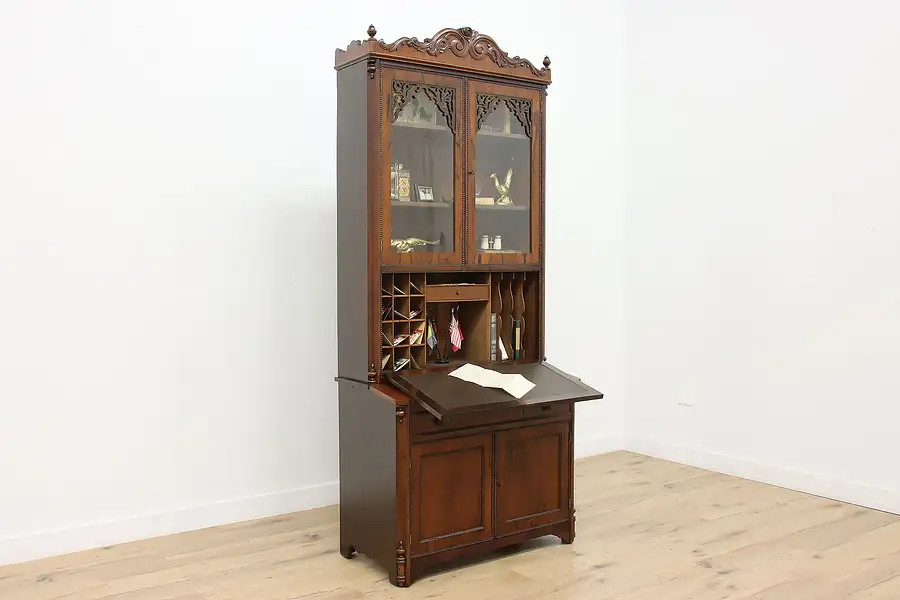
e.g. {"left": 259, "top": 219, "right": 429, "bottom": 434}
{"left": 410, "top": 402, "right": 569, "bottom": 436}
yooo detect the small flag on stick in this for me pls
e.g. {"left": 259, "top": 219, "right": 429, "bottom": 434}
{"left": 449, "top": 307, "right": 464, "bottom": 352}
{"left": 426, "top": 316, "right": 438, "bottom": 351}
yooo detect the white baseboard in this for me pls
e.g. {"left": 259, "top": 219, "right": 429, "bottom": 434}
{"left": 18, "top": 437, "right": 894, "bottom": 569}
{"left": 575, "top": 435, "right": 624, "bottom": 459}
{"left": 0, "top": 480, "right": 339, "bottom": 568}
{"left": 626, "top": 437, "right": 900, "bottom": 516}
{"left": 1, "top": 436, "right": 624, "bottom": 568}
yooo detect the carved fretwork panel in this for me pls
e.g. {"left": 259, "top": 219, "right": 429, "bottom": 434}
{"left": 504, "top": 98, "right": 533, "bottom": 138}
{"left": 475, "top": 95, "right": 501, "bottom": 135}
{"left": 391, "top": 81, "right": 455, "bottom": 134}
{"left": 475, "top": 94, "right": 532, "bottom": 138}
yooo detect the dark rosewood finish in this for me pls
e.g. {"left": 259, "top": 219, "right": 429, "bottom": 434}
{"left": 335, "top": 26, "right": 601, "bottom": 587}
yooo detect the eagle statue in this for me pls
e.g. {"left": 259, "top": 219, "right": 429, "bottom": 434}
{"left": 390, "top": 233, "right": 443, "bottom": 253}
{"left": 489, "top": 168, "right": 514, "bottom": 205}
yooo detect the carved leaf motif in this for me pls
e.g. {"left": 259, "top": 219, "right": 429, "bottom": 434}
{"left": 379, "top": 27, "right": 548, "bottom": 78}
{"left": 391, "top": 81, "right": 455, "bottom": 134}
{"left": 476, "top": 94, "right": 532, "bottom": 138}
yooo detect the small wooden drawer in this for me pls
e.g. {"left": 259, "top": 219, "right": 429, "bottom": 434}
{"left": 410, "top": 402, "right": 569, "bottom": 436}
{"left": 520, "top": 402, "right": 569, "bottom": 422}
{"left": 425, "top": 284, "right": 490, "bottom": 303}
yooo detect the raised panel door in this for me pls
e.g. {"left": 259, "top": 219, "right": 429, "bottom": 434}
{"left": 494, "top": 421, "right": 570, "bottom": 537}
{"left": 410, "top": 433, "right": 493, "bottom": 556}
{"left": 382, "top": 68, "right": 464, "bottom": 266}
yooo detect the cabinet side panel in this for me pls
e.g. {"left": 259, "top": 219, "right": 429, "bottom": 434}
{"left": 338, "top": 380, "right": 397, "bottom": 576}
{"left": 337, "top": 62, "right": 371, "bottom": 380}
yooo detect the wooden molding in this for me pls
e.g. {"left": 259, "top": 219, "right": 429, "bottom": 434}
{"left": 336, "top": 26, "right": 551, "bottom": 85}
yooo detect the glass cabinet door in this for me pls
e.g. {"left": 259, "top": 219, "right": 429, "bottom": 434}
{"left": 382, "top": 69, "right": 463, "bottom": 266}
{"left": 468, "top": 81, "right": 541, "bottom": 265}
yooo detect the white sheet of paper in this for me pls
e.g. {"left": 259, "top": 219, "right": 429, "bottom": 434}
{"left": 447, "top": 363, "right": 496, "bottom": 386}
{"left": 500, "top": 374, "right": 536, "bottom": 399}
{"left": 498, "top": 337, "right": 509, "bottom": 361}
{"left": 448, "top": 364, "right": 536, "bottom": 399}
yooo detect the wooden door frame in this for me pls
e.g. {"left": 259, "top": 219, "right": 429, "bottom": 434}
{"left": 380, "top": 67, "right": 465, "bottom": 267}
{"left": 466, "top": 80, "right": 542, "bottom": 266}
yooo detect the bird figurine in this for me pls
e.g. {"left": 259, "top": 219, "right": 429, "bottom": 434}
{"left": 490, "top": 168, "right": 514, "bottom": 205}
{"left": 390, "top": 234, "right": 442, "bottom": 253}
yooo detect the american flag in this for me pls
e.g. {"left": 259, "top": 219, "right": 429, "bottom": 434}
{"left": 449, "top": 308, "right": 464, "bottom": 352}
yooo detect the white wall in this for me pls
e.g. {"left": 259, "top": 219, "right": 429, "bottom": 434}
{"left": 0, "top": 1, "right": 625, "bottom": 565}
{"left": 625, "top": 1, "right": 900, "bottom": 512}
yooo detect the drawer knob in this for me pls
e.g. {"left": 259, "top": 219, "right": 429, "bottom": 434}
{"left": 456, "top": 290, "right": 460, "bottom": 296}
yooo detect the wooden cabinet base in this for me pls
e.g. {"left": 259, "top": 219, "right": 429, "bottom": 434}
{"left": 337, "top": 380, "right": 593, "bottom": 587}
{"left": 407, "top": 521, "right": 571, "bottom": 585}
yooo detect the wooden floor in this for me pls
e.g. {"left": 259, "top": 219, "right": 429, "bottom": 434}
{"left": 3, "top": 452, "right": 900, "bottom": 600}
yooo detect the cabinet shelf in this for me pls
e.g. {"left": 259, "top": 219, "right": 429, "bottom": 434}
{"left": 475, "top": 204, "right": 528, "bottom": 211}
{"left": 391, "top": 201, "right": 451, "bottom": 209}
{"left": 477, "top": 130, "right": 529, "bottom": 140}
{"left": 394, "top": 121, "right": 450, "bottom": 132}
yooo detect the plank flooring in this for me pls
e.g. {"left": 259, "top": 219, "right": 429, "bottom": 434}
{"left": 2, "top": 451, "right": 899, "bottom": 599}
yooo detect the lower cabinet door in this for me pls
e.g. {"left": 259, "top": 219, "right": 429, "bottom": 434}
{"left": 411, "top": 433, "right": 494, "bottom": 555}
{"left": 495, "top": 421, "right": 571, "bottom": 537}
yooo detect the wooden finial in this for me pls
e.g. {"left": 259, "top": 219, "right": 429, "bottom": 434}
{"left": 367, "top": 25, "right": 377, "bottom": 39}
{"left": 543, "top": 56, "right": 551, "bottom": 68}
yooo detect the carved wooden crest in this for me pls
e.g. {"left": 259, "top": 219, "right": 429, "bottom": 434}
{"left": 380, "top": 27, "right": 549, "bottom": 77}
{"left": 336, "top": 26, "right": 551, "bottom": 84}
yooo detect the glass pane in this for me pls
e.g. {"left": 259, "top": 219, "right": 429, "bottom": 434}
{"left": 389, "top": 87, "right": 454, "bottom": 255}
{"left": 475, "top": 100, "right": 531, "bottom": 255}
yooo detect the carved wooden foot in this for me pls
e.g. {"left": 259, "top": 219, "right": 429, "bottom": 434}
{"left": 389, "top": 567, "right": 411, "bottom": 587}
{"left": 339, "top": 543, "right": 356, "bottom": 559}
{"left": 393, "top": 542, "right": 409, "bottom": 586}
{"left": 554, "top": 520, "right": 575, "bottom": 544}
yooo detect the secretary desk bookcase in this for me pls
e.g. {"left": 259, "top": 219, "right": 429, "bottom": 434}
{"left": 334, "top": 25, "right": 603, "bottom": 587}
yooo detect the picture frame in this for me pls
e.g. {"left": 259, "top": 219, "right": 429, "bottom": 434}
{"left": 416, "top": 185, "right": 435, "bottom": 202}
